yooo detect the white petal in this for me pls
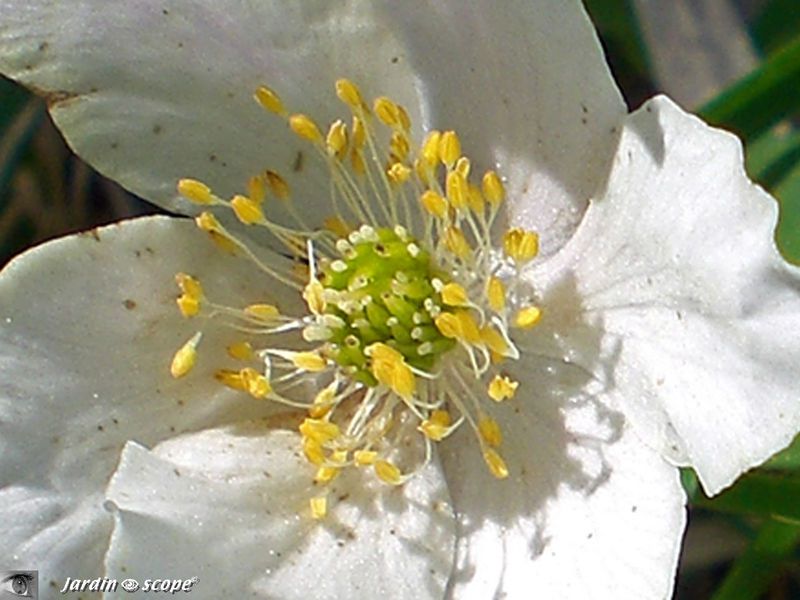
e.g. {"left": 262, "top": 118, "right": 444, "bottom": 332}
{"left": 440, "top": 358, "right": 685, "bottom": 599}
{"left": 104, "top": 423, "right": 455, "bottom": 600}
{"left": 529, "top": 96, "right": 800, "bottom": 494}
{"left": 0, "top": 2, "right": 422, "bottom": 218}
{"left": 0, "top": 216, "right": 295, "bottom": 589}
{"left": 382, "top": 0, "right": 626, "bottom": 254}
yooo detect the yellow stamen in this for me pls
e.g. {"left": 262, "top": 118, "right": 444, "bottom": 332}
{"left": 300, "top": 418, "right": 341, "bottom": 444}
{"left": 387, "top": 162, "right": 412, "bottom": 184}
{"left": 247, "top": 174, "right": 267, "bottom": 204}
{"left": 503, "top": 228, "right": 539, "bottom": 264}
{"left": 243, "top": 303, "right": 281, "bottom": 321}
{"left": 326, "top": 120, "right": 348, "bottom": 158}
{"left": 483, "top": 448, "right": 509, "bottom": 479}
{"left": 254, "top": 85, "right": 286, "bottom": 115}
{"left": 289, "top": 114, "right": 323, "bottom": 143}
{"left": 177, "top": 178, "right": 216, "bottom": 205}
{"left": 303, "top": 280, "right": 326, "bottom": 315}
{"left": 419, "top": 409, "right": 452, "bottom": 441}
{"left": 351, "top": 116, "right": 366, "bottom": 149}
{"left": 335, "top": 78, "right": 365, "bottom": 110}
{"left": 214, "top": 369, "right": 248, "bottom": 391}
{"left": 446, "top": 171, "right": 468, "bottom": 210}
{"left": 354, "top": 450, "right": 378, "bottom": 466}
{"left": 314, "top": 465, "right": 340, "bottom": 484}
{"left": 240, "top": 367, "right": 271, "bottom": 399}
{"left": 374, "top": 96, "right": 401, "bottom": 127}
{"left": 170, "top": 332, "right": 201, "bottom": 379}
{"left": 440, "top": 282, "right": 469, "bottom": 307}
{"left": 420, "top": 190, "right": 448, "bottom": 219}
{"left": 443, "top": 226, "right": 471, "bottom": 259}
{"left": 309, "top": 496, "right": 327, "bottom": 520}
{"left": 390, "top": 131, "right": 410, "bottom": 162}
{"left": 480, "top": 325, "right": 510, "bottom": 357}
{"left": 230, "top": 194, "right": 265, "bottom": 225}
{"left": 176, "top": 295, "right": 200, "bottom": 317}
{"left": 438, "top": 130, "right": 461, "bottom": 168}
{"left": 227, "top": 341, "right": 255, "bottom": 361}
{"left": 374, "top": 460, "right": 403, "bottom": 485}
{"left": 488, "top": 375, "right": 518, "bottom": 402}
{"left": 303, "top": 437, "right": 326, "bottom": 465}
{"left": 292, "top": 351, "right": 328, "bottom": 372}
{"left": 421, "top": 130, "right": 441, "bottom": 167}
{"left": 514, "top": 305, "right": 542, "bottom": 329}
{"left": 482, "top": 171, "right": 505, "bottom": 206}
{"left": 478, "top": 416, "right": 503, "bottom": 447}
{"left": 265, "top": 170, "right": 291, "bottom": 200}
{"left": 487, "top": 277, "right": 506, "bottom": 312}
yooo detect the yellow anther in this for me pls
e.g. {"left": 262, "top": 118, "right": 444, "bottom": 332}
{"left": 292, "top": 352, "right": 327, "bottom": 372}
{"left": 309, "top": 496, "right": 327, "bottom": 520}
{"left": 195, "top": 211, "right": 224, "bottom": 234}
{"left": 176, "top": 294, "right": 200, "bottom": 317}
{"left": 390, "top": 131, "right": 410, "bottom": 162}
{"left": 420, "top": 190, "right": 448, "bottom": 219}
{"left": 227, "top": 341, "right": 255, "bottom": 361}
{"left": 480, "top": 325, "right": 510, "bottom": 357}
{"left": 208, "top": 230, "right": 239, "bottom": 254}
{"left": 368, "top": 342, "right": 416, "bottom": 399}
{"left": 230, "top": 194, "right": 265, "bottom": 225}
{"left": 300, "top": 418, "right": 341, "bottom": 444}
{"left": 214, "top": 369, "right": 248, "bottom": 391}
{"left": 443, "top": 226, "right": 471, "bottom": 259}
{"left": 330, "top": 449, "right": 348, "bottom": 466}
{"left": 440, "top": 282, "right": 469, "bottom": 307}
{"left": 314, "top": 465, "right": 340, "bottom": 484}
{"left": 487, "top": 277, "right": 506, "bottom": 313}
{"left": 421, "top": 130, "right": 442, "bottom": 167}
{"left": 170, "top": 332, "right": 202, "bottom": 378}
{"left": 335, "top": 78, "right": 365, "bottom": 110}
{"left": 303, "top": 279, "right": 326, "bottom": 315}
{"left": 387, "top": 162, "right": 412, "bottom": 184}
{"left": 482, "top": 170, "right": 505, "bottom": 206}
{"left": 467, "top": 183, "right": 485, "bottom": 214}
{"left": 455, "top": 156, "right": 471, "bottom": 178}
{"left": 309, "top": 386, "right": 335, "bottom": 418}
{"left": 303, "top": 437, "right": 326, "bottom": 466}
{"left": 446, "top": 171, "right": 469, "bottom": 210}
{"left": 176, "top": 273, "right": 203, "bottom": 298}
{"left": 374, "top": 460, "right": 403, "bottom": 485}
{"left": 488, "top": 375, "right": 518, "bottom": 402}
{"left": 354, "top": 450, "right": 378, "bottom": 466}
{"left": 240, "top": 367, "right": 271, "bottom": 399}
{"left": 434, "top": 312, "right": 460, "bottom": 339}
{"left": 350, "top": 149, "right": 366, "bottom": 176}
{"left": 396, "top": 105, "right": 411, "bottom": 132}
{"left": 351, "top": 116, "right": 366, "bottom": 149}
{"left": 483, "top": 448, "right": 509, "bottom": 479}
{"left": 243, "top": 303, "right": 280, "bottom": 321}
{"left": 265, "top": 170, "right": 290, "bottom": 200}
{"left": 323, "top": 216, "right": 352, "bottom": 238}
{"left": 326, "top": 120, "right": 348, "bottom": 159}
{"left": 247, "top": 174, "right": 267, "bottom": 204}
{"left": 289, "top": 113, "right": 323, "bottom": 143}
{"left": 420, "top": 409, "right": 452, "bottom": 441}
{"left": 177, "top": 178, "right": 216, "bottom": 205}
{"left": 456, "top": 310, "right": 482, "bottom": 344}
{"left": 514, "top": 305, "right": 542, "bottom": 329}
{"left": 374, "top": 96, "right": 400, "bottom": 127}
{"left": 478, "top": 417, "right": 503, "bottom": 447}
{"left": 438, "top": 130, "right": 461, "bottom": 168}
{"left": 254, "top": 85, "right": 286, "bottom": 115}
{"left": 503, "top": 228, "right": 540, "bottom": 264}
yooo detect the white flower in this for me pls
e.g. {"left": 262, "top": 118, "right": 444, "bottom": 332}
{"left": 1, "top": 2, "right": 798, "bottom": 599}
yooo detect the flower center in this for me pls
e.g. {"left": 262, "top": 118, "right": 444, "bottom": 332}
{"left": 168, "top": 79, "right": 543, "bottom": 518}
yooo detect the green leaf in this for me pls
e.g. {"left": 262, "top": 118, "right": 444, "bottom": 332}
{"left": 694, "top": 471, "right": 800, "bottom": 522}
{"left": 699, "top": 34, "right": 800, "bottom": 143}
{"left": 752, "top": 0, "right": 800, "bottom": 57}
{"left": 711, "top": 518, "right": 800, "bottom": 600}
{"left": 764, "top": 433, "right": 800, "bottom": 470}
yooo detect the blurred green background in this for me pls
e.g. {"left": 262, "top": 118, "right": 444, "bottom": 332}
{"left": 1, "top": 1, "right": 799, "bottom": 598}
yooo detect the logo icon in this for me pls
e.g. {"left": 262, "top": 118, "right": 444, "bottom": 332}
{"left": 0, "top": 570, "right": 38, "bottom": 599}
{"left": 120, "top": 578, "right": 140, "bottom": 593}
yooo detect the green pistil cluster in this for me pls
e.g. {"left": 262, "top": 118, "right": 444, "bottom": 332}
{"left": 319, "top": 227, "right": 456, "bottom": 385}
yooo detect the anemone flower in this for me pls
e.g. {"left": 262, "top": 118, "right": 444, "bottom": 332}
{"left": 1, "top": 2, "right": 799, "bottom": 599}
